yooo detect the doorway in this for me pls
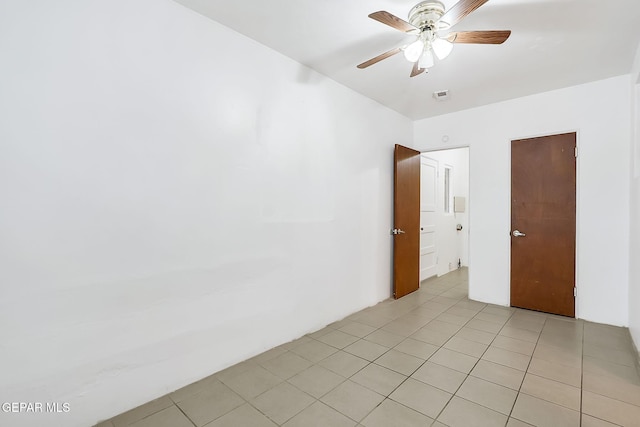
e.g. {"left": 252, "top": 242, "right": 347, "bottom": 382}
{"left": 420, "top": 147, "right": 470, "bottom": 283}
{"left": 392, "top": 145, "right": 470, "bottom": 300}
{"left": 510, "top": 133, "right": 577, "bottom": 317}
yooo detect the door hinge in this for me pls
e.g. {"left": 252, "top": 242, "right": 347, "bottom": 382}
{"left": 573, "top": 287, "right": 577, "bottom": 297}
{"left": 574, "top": 146, "right": 578, "bottom": 158}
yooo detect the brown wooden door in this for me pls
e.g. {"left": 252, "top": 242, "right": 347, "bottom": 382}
{"left": 393, "top": 144, "right": 421, "bottom": 299}
{"left": 511, "top": 133, "right": 576, "bottom": 317}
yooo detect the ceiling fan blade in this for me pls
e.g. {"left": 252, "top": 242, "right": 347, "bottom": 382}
{"left": 440, "top": 0, "right": 489, "bottom": 28}
{"left": 410, "top": 62, "right": 425, "bottom": 78}
{"left": 357, "top": 47, "right": 402, "bottom": 69}
{"left": 447, "top": 30, "right": 511, "bottom": 44}
{"left": 369, "top": 11, "right": 420, "bottom": 33}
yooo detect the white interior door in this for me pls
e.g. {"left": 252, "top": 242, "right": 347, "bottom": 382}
{"left": 420, "top": 155, "right": 438, "bottom": 281}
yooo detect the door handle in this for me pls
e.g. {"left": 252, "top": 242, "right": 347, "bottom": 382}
{"left": 391, "top": 228, "right": 406, "bottom": 235}
{"left": 512, "top": 230, "right": 526, "bottom": 237}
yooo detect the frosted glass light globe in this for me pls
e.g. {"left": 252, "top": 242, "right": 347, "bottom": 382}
{"left": 432, "top": 38, "right": 453, "bottom": 60}
{"left": 403, "top": 39, "right": 425, "bottom": 62}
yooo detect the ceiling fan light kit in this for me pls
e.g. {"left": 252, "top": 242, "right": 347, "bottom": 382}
{"left": 357, "top": 0, "right": 511, "bottom": 78}
{"left": 405, "top": 1, "right": 454, "bottom": 65}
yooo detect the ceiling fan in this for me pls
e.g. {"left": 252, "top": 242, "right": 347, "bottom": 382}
{"left": 357, "top": 0, "right": 511, "bottom": 77}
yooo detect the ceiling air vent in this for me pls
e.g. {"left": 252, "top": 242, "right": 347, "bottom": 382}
{"left": 433, "top": 89, "right": 450, "bottom": 101}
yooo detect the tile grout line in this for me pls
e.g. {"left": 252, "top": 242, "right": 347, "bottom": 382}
{"left": 430, "top": 300, "right": 520, "bottom": 424}
{"left": 352, "top": 274, "right": 471, "bottom": 425}
{"left": 173, "top": 403, "right": 198, "bottom": 427}
{"left": 337, "top": 278, "right": 463, "bottom": 425}
{"left": 506, "top": 312, "right": 547, "bottom": 425}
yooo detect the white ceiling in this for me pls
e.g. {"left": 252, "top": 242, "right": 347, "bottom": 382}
{"left": 174, "top": 0, "right": 640, "bottom": 120}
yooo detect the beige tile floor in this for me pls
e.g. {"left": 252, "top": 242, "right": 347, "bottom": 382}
{"left": 97, "top": 269, "right": 640, "bottom": 427}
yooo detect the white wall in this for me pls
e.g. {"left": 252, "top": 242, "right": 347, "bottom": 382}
{"left": 0, "top": 1, "right": 412, "bottom": 426}
{"left": 629, "top": 42, "right": 640, "bottom": 355}
{"left": 414, "top": 76, "right": 632, "bottom": 326}
{"left": 422, "top": 148, "right": 470, "bottom": 272}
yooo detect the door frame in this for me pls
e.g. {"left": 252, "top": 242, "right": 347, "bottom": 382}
{"left": 508, "top": 129, "right": 580, "bottom": 318}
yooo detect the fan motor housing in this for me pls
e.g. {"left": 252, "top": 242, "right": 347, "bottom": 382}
{"left": 408, "top": 1, "right": 450, "bottom": 30}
